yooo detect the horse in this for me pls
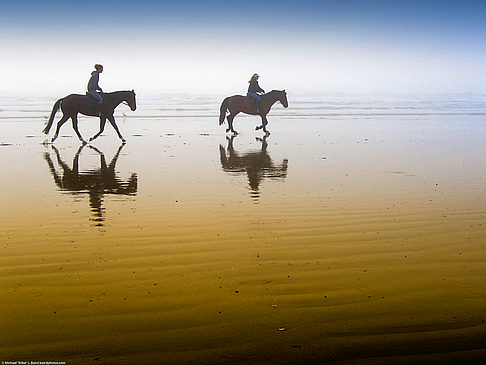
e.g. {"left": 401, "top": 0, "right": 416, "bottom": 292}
{"left": 43, "top": 90, "right": 136, "bottom": 144}
{"left": 219, "top": 90, "right": 288, "bottom": 135}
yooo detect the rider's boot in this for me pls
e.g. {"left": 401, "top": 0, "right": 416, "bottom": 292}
{"left": 96, "top": 103, "right": 102, "bottom": 117}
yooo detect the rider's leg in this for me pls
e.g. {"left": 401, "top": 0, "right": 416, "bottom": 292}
{"left": 248, "top": 93, "right": 261, "bottom": 113}
{"left": 90, "top": 91, "right": 103, "bottom": 116}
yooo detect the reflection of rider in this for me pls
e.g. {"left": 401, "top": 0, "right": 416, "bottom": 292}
{"left": 87, "top": 64, "right": 104, "bottom": 116}
{"left": 247, "top": 73, "right": 265, "bottom": 113}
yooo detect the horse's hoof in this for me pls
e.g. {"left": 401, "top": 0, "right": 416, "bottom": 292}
{"left": 265, "top": 131, "right": 271, "bottom": 136}
{"left": 226, "top": 128, "right": 230, "bottom": 133}
{"left": 255, "top": 125, "right": 261, "bottom": 130}
{"left": 122, "top": 139, "right": 127, "bottom": 144}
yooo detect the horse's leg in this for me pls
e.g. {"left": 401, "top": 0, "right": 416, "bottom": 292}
{"left": 107, "top": 114, "right": 126, "bottom": 143}
{"left": 255, "top": 110, "right": 267, "bottom": 131}
{"left": 260, "top": 115, "right": 270, "bottom": 135}
{"left": 89, "top": 116, "right": 107, "bottom": 142}
{"left": 71, "top": 114, "right": 86, "bottom": 144}
{"left": 226, "top": 114, "right": 233, "bottom": 133}
{"left": 51, "top": 114, "right": 70, "bottom": 142}
{"left": 227, "top": 113, "right": 238, "bottom": 135}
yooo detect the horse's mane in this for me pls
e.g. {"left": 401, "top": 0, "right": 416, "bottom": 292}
{"left": 103, "top": 90, "right": 133, "bottom": 96}
{"left": 267, "top": 89, "right": 282, "bottom": 94}
{"left": 262, "top": 90, "right": 284, "bottom": 99}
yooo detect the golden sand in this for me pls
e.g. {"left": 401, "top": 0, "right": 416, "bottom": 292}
{"left": 1, "top": 115, "right": 486, "bottom": 363}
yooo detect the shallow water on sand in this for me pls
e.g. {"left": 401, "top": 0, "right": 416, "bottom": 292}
{"left": 1, "top": 94, "right": 486, "bottom": 364}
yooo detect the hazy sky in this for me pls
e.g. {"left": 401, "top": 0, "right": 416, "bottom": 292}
{"left": 1, "top": 0, "right": 486, "bottom": 95}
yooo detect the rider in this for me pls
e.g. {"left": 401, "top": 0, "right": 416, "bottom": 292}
{"left": 247, "top": 73, "right": 265, "bottom": 113}
{"left": 87, "top": 64, "right": 104, "bottom": 116}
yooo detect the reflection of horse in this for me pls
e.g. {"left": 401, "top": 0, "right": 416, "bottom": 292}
{"left": 219, "top": 90, "right": 288, "bottom": 135}
{"left": 43, "top": 143, "right": 137, "bottom": 225}
{"left": 43, "top": 90, "right": 137, "bottom": 144}
{"left": 219, "top": 135, "right": 288, "bottom": 201}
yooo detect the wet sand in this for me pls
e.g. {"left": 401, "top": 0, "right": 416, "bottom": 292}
{"left": 1, "top": 96, "right": 486, "bottom": 364}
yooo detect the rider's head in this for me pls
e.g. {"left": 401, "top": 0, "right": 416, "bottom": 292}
{"left": 249, "top": 73, "right": 259, "bottom": 82}
{"left": 94, "top": 64, "right": 104, "bottom": 73}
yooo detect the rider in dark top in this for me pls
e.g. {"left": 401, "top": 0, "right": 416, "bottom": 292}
{"left": 247, "top": 73, "right": 265, "bottom": 113}
{"left": 87, "top": 64, "right": 104, "bottom": 116}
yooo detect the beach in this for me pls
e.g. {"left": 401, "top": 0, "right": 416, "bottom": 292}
{"left": 1, "top": 93, "right": 486, "bottom": 364}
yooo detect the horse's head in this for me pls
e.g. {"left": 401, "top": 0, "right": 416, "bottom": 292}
{"left": 125, "top": 90, "right": 137, "bottom": 111}
{"left": 279, "top": 90, "right": 288, "bottom": 108}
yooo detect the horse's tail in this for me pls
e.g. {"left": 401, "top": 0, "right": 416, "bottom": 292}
{"left": 43, "top": 98, "right": 63, "bottom": 134}
{"left": 219, "top": 97, "right": 229, "bottom": 125}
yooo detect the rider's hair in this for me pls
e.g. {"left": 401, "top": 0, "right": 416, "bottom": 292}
{"left": 249, "top": 73, "right": 259, "bottom": 83}
{"left": 94, "top": 64, "right": 103, "bottom": 71}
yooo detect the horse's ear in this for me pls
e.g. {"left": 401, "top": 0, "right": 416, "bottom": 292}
{"left": 283, "top": 89, "right": 286, "bottom": 93}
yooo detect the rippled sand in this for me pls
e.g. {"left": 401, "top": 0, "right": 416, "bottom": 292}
{"left": 1, "top": 98, "right": 486, "bottom": 363}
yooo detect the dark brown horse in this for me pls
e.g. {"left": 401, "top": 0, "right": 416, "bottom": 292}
{"left": 219, "top": 90, "right": 288, "bottom": 135}
{"left": 43, "top": 90, "right": 136, "bottom": 144}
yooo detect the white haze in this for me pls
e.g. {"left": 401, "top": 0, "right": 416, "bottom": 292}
{"left": 1, "top": 29, "right": 485, "bottom": 97}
